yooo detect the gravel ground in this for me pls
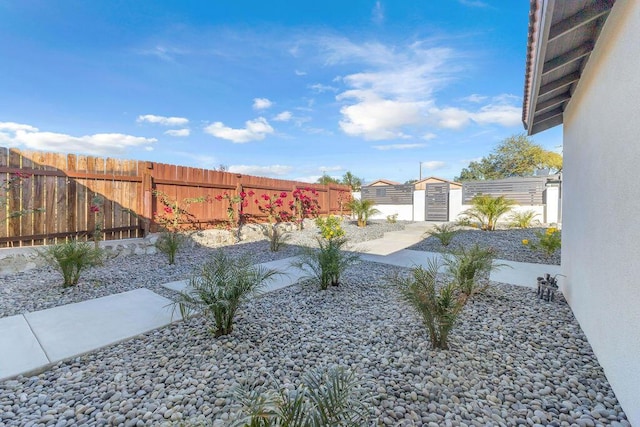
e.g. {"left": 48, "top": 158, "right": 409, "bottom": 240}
{"left": 1, "top": 221, "right": 627, "bottom": 427}
{"left": 0, "top": 263, "right": 629, "bottom": 426}
{"left": 0, "top": 219, "right": 406, "bottom": 318}
{"left": 409, "top": 227, "right": 561, "bottom": 266}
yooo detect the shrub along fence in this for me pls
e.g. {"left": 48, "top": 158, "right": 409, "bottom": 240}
{"left": 0, "top": 147, "right": 351, "bottom": 247}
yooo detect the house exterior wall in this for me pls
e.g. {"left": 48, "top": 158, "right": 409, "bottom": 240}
{"left": 369, "top": 204, "right": 413, "bottom": 221}
{"left": 562, "top": 1, "right": 640, "bottom": 424}
{"left": 413, "top": 190, "right": 426, "bottom": 222}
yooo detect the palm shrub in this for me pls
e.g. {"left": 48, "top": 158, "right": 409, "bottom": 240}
{"left": 292, "top": 237, "right": 360, "bottom": 290}
{"left": 260, "top": 223, "right": 291, "bottom": 252}
{"left": 229, "top": 366, "right": 371, "bottom": 427}
{"left": 443, "top": 244, "right": 502, "bottom": 302}
{"left": 394, "top": 258, "right": 464, "bottom": 350}
{"left": 40, "top": 239, "right": 103, "bottom": 287}
{"left": 509, "top": 210, "right": 538, "bottom": 228}
{"left": 462, "top": 194, "right": 515, "bottom": 231}
{"left": 346, "top": 199, "right": 380, "bottom": 227}
{"left": 175, "top": 251, "right": 279, "bottom": 337}
{"left": 427, "top": 223, "right": 459, "bottom": 247}
{"left": 156, "top": 231, "right": 184, "bottom": 264}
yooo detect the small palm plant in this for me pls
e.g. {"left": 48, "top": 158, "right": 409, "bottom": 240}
{"left": 462, "top": 194, "right": 515, "bottom": 231}
{"left": 260, "top": 223, "right": 291, "bottom": 252}
{"left": 427, "top": 223, "right": 459, "bottom": 247}
{"left": 509, "top": 210, "right": 539, "bottom": 228}
{"left": 346, "top": 199, "right": 380, "bottom": 227}
{"left": 156, "top": 231, "right": 184, "bottom": 264}
{"left": 229, "top": 366, "right": 371, "bottom": 427}
{"left": 175, "top": 251, "right": 279, "bottom": 337}
{"left": 443, "top": 244, "right": 503, "bottom": 302}
{"left": 394, "top": 258, "right": 464, "bottom": 350}
{"left": 293, "top": 237, "right": 360, "bottom": 290}
{"left": 40, "top": 239, "right": 103, "bottom": 287}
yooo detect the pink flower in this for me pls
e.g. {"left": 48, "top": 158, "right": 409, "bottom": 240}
{"left": 280, "top": 192, "right": 287, "bottom": 198}
{"left": 262, "top": 194, "right": 270, "bottom": 201}
{"left": 275, "top": 198, "right": 283, "bottom": 207}
{"left": 164, "top": 206, "right": 173, "bottom": 214}
{"left": 215, "top": 195, "right": 223, "bottom": 201}
{"left": 248, "top": 190, "right": 255, "bottom": 197}
{"left": 90, "top": 205, "right": 100, "bottom": 213}
{"left": 254, "top": 199, "right": 259, "bottom": 204}
{"left": 240, "top": 191, "right": 247, "bottom": 198}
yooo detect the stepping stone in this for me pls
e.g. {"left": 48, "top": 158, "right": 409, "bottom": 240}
{"left": 24, "top": 289, "right": 180, "bottom": 362}
{"left": 0, "top": 315, "right": 50, "bottom": 380}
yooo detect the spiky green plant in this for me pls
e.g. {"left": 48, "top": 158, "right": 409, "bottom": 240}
{"left": 175, "top": 251, "right": 279, "bottom": 336}
{"left": 260, "top": 223, "right": 291, "bottom": 252}
{"left": 156, "top": 231, "right": 184, "bottom": 264}
{"left": 394, "top": 258, "right": 464, "bottom": 350}
{"left": 427, "top": 223, "right": 459, "bottom": 247}
{"left": 346, "top": 199, "right": 380, "bottom": 227}
{"left": 292, "top": 237, "right": 360, "bottom": 290}
{"left": 509, "top": 210, "right": 539, "bottom": 228}
{"left": 40, "top": 239, "right": 103, "bottom": 287}
{"left": 462, "top": 195, "right": 515, "bottom": 231}
{"left": 443, "top": 244, "right": 504, "bottom": 301}
{"left": 229, "top": 366, "right": 371, "bottom": 427}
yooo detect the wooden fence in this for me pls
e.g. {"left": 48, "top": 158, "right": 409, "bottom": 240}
{"left": 0, "top": 147, "right": 352, "bottom": 247}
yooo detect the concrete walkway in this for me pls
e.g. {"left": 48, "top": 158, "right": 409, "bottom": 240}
{"left": 0, "top": 224, "right": 561, "bottom": 381}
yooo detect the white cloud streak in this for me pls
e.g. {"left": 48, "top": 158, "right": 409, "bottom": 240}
{"left": 273, "top": 111, "right": 293, "bottom": 122}
{"left": 137, "top": 114, "right": 189, "bottom": 126}
{"left": 204, "top": 117, "right": 274, "bottom": 143}
{"left": 228, "top": 164, "right": 292, "bottom": 177}
{"left": 373, "top": 143, "right": 427, "bottom": 151}
{"left": 164, "top": 128, "right": 190, "bottom": 137}
{"left": 0, "top": 122, "right": 156, "bottom": 155}
{"left": 421, "top": 160, "right": 447, "bottom": 171}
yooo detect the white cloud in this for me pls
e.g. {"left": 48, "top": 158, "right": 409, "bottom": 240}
{"left": 0, "top": 122, "right": 38, "bottom": 132}
{"left": 338, "top": 92, "right": 425, "bottom": 140}
{"left": 273, "top": 111, "right": 293, "bottom": 122}
{"left": 421, "top": 160, "right": 447, "bottom": 171}
{"left": 252, "top": 98, "right": 273, "bottom": 110}
{"left": 228, "top": 164, "right": 292, "bottom": 177}
{"left": 430, "top": 103, "right": 521, "bottom": 129}
{"left": 472, "top": 104, "right": 521, "bottom": 127}
{"left": 137, "top": 114, "right": 189, "bottom": 126}
{"left": 295, "top": 175, "right": 323, "bottom": 183}
{"left": 372, "top": 1, "right": 385, "bottom": 24}
{"left": 319, "top": 165, "right": 343, "bottom": 172}
{"left": 373, "top": 143, "right": 427, "bottom": 151}
{"left": 462, "top": 94, "right": 488, "bottom": 103}
{"left": 309, "top": 83, "right": 338, "bottom": 93}
{"left": 164, "top": 128, "right": 190, "bottom": 137}
{"left": 431, "top": 107, "right": 472, "bottom": 130}
{"left": 204, "top": 117, "right": 274, "bottom": 143}
{"left": 422, "top": 133, "right": 437, "bottom": 140}
{"left": 0, "top": 122, "right": 156, "bottom": 155}
{"left": 294, "top": 69, "right": 307, "bottom": 76}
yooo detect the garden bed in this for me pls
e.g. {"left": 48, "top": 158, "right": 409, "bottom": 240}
{"left": 0, "top": 221, "right": 626, "bottom": 427}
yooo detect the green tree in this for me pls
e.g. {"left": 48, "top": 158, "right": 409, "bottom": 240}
{"left": 341, "top": 171, "right": 363, "bottom": 191}
{"left": 317, "top": 173, "right": 341, "bottom": 185}
{"left": 456, "top": 134, "right": 562, "bottom": 181}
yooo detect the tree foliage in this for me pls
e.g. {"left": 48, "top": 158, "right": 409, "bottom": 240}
{"left": 317, "top": 173, "right": 341, "bottom": 185}
{"left": 456, "top": 134, "right": 562, "bottom": 181}
{"left": 341, "top": 171, "right": 363, "bottom": 191}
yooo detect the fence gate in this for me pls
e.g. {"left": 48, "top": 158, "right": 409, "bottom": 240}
{"left": 425, "top": 183, "right": 449, "bottom": 221}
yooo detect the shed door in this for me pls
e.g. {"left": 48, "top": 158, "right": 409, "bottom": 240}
{"left": 425, "top": 183, "right": 449, "bottom": 221}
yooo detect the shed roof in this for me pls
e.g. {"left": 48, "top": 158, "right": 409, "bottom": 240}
{"left": 414, "top": 176, "right": 462, "bottom": 187}
{"left": 522, "top": 0, "right": 615, "bottom": 135}
{"left": 366, "top": 178, "right": 401, "bottom": 186}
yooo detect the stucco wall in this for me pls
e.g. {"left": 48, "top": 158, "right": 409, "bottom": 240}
{"left": 413, "top": 190, "right": 426, "bottom": 221}
{"left": 369, "top": 204, "right": 413, "bottom": 221}
{"left": 562, "top": 1, "right": 640, "bottom": 424}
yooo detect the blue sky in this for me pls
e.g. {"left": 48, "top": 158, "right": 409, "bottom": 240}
{"left": 0, "top": 0, "right": 562, "bottom": 183}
